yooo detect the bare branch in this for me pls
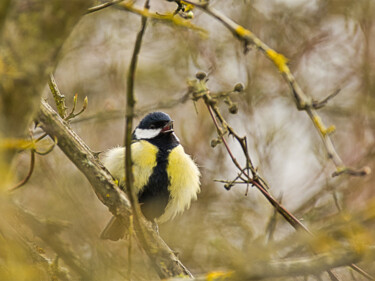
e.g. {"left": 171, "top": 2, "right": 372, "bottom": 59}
{"left": 8, "top": 150, "right": 35, "bottom": 191}
{"left": 86, "top": 0, "right": 122, "bottom": 14}
{"left": 312, "top": 88, "right": 341, "bottom": 109}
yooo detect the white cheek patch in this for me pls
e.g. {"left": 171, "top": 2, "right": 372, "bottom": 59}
{"left": 134, "top": 128, "right": 162, "bottom": 139}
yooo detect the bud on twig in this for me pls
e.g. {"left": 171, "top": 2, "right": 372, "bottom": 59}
{"left": 234, "top": 83, "right": 244, "bottom": 92}
{"left": 196, "top": 72, "right": 207, "bottom": 80}
{"left": 229, "top": 103, "right": 238, "bottom": 114}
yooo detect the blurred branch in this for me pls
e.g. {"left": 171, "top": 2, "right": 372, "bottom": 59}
{"left": 237, "top": 247, "right": 375, "bottom": 280}
{"left": 0, "top": 0, "right": 90, "bottom": 188}
{"left": 2, "top": 206, "right": 72, "bottom": 281}
{"left": 0, "top": 0, "right": 11, "bottom": 33}
{"left": 70, "top": 90, "right": 191, "bottom": 124}
{"left": 312, "top": 89, "right": 341, "bottom": 110}
{"left": 13, "top": 205, "right": 90, "bottom": 280}
{"left": 182, "top": 1, "right": 370, "bottom": 178}
{"left": 168, "top": 247, "right": 375, "bottom": 280}
{"left": 87, "top": 0, "right": 207, "bottom": 36}
{"left": 8, "top": 132, "right": 57, "bottom": 191}
{"left": 87, "top": 0, "right": 122, "bottom": 13}
{"left": 37, "top": 100, "right": 193, "bottom": 279}
{"left": 8, "top": 150, "right": 35, "bottom": 191}
{"left": 266, "top": 194, "right": 282, "bottom": 243}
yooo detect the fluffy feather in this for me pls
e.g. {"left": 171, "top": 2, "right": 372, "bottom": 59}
{"left": 102, "top": 141, "right": 158, "bottom": 192}
{"left": 102, "top": 142, "right": 200, "bottom": 222}
{"left": 159, "top": 145, "right": 201, "bottom": 223}
{"left": 101, "top": 111, "right": 200, "bottom": 240}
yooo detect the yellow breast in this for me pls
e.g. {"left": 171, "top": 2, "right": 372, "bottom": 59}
{"left": 102, "top": 142, "right": 200, "bottom": 223}
{"left": 158, "top": 145, "right": 201, "bottom": 223}
{"left": 102, "top": 141, "right": 158, "bottom": 192}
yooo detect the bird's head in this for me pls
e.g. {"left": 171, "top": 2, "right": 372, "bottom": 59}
{"left": 133, "top": 112, "right": 174, "bottom": 140}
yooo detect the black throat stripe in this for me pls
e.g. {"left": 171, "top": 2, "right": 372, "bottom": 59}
{"left": 137, "top": 133, "right": 179, "bottom": 221}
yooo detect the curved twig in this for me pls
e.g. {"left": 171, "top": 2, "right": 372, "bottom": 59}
{"left": 8, "top": 150, "right": 35, "bottom": 192}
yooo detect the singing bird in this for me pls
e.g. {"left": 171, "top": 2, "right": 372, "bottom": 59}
{"left": 100, "top": 112, "right": 200, "bottom": 240}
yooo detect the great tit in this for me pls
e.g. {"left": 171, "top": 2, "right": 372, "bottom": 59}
{"left": 100, "top": 112, "right": 200, "bottom": 240}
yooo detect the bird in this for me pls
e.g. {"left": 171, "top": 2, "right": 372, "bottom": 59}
{"left": 100, "top": 111, "right": 200, "bottom": 241}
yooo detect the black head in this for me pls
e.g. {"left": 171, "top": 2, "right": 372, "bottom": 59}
{"left": 133, "top": 112, "right": 174, "bottom": 140}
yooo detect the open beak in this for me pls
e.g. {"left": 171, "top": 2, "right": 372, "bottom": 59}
{"left": 161, "top": 120, "right": 174, "bottom": 134}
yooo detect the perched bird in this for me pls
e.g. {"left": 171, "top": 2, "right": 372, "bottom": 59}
{"left": 100, "top": 112, "right": 200, "bottom": 240}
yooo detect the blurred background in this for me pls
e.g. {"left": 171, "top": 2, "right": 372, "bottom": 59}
{"left": 1, "top": 0, "right": 374, "bottom": 280}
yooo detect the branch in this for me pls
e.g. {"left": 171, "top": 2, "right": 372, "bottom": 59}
{"left": 87, "top": 0, "right": 207, "bottom": 36}
{"left": 3, "top": 202, "right": 72, "bottom": 281}
{"left": 237, "top": 247, "right": 375, "bottom": 280}
{"left": 70, "top": 90, "right": 191, "bottom": 124}
{"left": 171, "top": 247, "right": 375, "bottom": 281}
{"left": 8, "top": 150, "right": 35, "bottom": 191}
{"left": 37, "top": 100, "right": 192, "bottom": 278}
{"left": 13, "top": 205, "right": 89, "bottom": 280}
{"left": 86, "top": 0, "right": 121, "bottom": 13}
{"left": 182, "top": 1, "right": 370, "bottom": 178}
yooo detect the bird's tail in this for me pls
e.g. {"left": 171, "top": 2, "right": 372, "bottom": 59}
{"left": 100, "top": 216, "right": 127, "bottom": 241}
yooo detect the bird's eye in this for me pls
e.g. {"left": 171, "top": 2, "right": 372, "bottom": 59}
{"left": 149, "top": 124, "right": 156, "bottom": 129}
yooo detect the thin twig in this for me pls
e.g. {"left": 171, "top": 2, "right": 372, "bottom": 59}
{"left": 127, "top": 215, "right": 134, "bottom": 281}
{"left": 122, "top": 0, "right": 193, "bottom": 278}
{"left": 8, "top": 150, "right": 35, "bottom": 191}
{"left": 123, "top": 0, "right": 149, "bottom": 277}
{"left": 70, "top": 91, "right": 191, "bottom": 124}
{"left": 312, "top": 88, "right": 341, "bottom": 109}
{"left": 34, "top": 136, "right": 58, "bottom": 155}
{"left": 86, "top": 0, "right": 122, "bottom": 14}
